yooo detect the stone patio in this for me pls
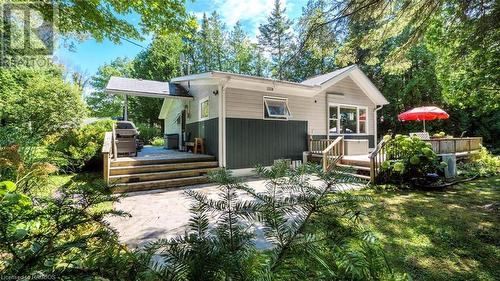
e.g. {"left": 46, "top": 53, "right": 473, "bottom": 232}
{"left": 106, "top": 176, "right": 362, "bottom": 249}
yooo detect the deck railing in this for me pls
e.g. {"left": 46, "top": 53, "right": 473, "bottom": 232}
{"left": 369, "top": 136, "right": 483, "bottom": 183}
{"left": 425, "top": 137, "right": 482, "bottom": 155}
{"left": 309, "top": 138, "right": 334, "bottom": 155}
{"left": 102, "top": 131, "right": 113, "bottom": 183}
{"left": 369, "top": 138, "right": 388, "bottom": 183}
{"left": 322, "top": 137, "right": 344, "bottom": 172}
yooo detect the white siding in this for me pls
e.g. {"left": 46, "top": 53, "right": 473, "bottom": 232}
{"left": 225, "top": 76, "right": 378, "bottom": 136}
{"left": 225, "top": 87, "right": 328, "bottom": 135}
{"left": 186, "top": 84, "right": 219, "bottom": 124}
{"left": 164, "top": 99, "right": 184, "bottom": 136}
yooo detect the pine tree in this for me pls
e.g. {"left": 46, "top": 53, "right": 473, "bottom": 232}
{"left": 228, "top": 21, "right": 253, "bottom": 74}
{"left": 258, "top": 0, "right": 293, "bottom": 80}
{"left": 207, "top": 11, "right": 228, "bottom": 71}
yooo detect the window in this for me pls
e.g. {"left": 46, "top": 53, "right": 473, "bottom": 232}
{"left": 328, "top": 105, "right": 368, "bottom": 134}
{"left": 264, "top": 97, "right": 291, "bottom": 119}
{"left": 199, "top": 97, "right": 209, "bottom": 120}
{"left": 328, "top": 106, "right": 338, "bottom": 133}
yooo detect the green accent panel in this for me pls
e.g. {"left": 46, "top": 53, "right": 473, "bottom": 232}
{"left": 186, "top": 118, "right": 218, "bottom": 158}
{"left": 226, "top": 118, "right": 308, "bottom": 169}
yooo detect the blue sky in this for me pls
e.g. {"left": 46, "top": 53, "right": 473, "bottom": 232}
{"left": 55, "top": 0, "right": 307, "bottom": 77}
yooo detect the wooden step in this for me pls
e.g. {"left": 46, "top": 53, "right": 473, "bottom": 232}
{"left": 110, "top": 161, "right": 219, "bottom": 176}
{"left": 112, "top": 176, "right": 210, "bottom": 193}
{"left": 340, "top": 158, "right": 370, "bottom": 167}
{"left": 109, "top": 168, "right": 218, "bottom": 184}
{"left": 336, "top": 163, "right": 371, "bottom": 172}
{"left": 110, "top": 155, "right": 216, "bottom": 167}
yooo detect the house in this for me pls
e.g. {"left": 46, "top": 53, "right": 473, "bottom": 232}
{"left": 104, "top": 65, "right": 389, "bottom": 191}
{"left": 156, "top": 65, "right": 388, "bottom": 172}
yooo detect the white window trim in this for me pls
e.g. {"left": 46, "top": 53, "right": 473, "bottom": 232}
{"left": 199, "top": 96, "right": 210, "bottom": 121}
{"left": 263, "top": 96, "right": 292, "bottom": 120}
{"left": 328, "top": 103, "right": 369, "bottom": 135}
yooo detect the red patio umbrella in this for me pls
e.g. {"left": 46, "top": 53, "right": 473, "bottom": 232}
{"left": 398, "top": 106, "right": 449, "bottom": 132}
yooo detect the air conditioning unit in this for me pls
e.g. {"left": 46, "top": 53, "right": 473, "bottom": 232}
{"left": 441, "top": 154, "right": 457, "bottom": 178}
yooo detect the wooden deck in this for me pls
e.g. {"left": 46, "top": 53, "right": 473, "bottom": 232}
{"left": 307, "top": 136, "right": 483, "bottom": 183}
{"left": 425, "top": 137, "right": 482, "bottom": 155}
{"left": 114, "top": 146, "right": 214, "bottom": 162}
{"left": 102, "top": 134, "right": 218, "bottom": 192}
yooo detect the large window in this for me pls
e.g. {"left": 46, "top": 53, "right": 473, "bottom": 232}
{"left": 263, "top": 97, "right": 291, "bottom": 119}
{"left": 328, "top": 105, "right": 367, "bottom": 134}
{"left": 199, "top": 97, "right": 209, "bottom": 120}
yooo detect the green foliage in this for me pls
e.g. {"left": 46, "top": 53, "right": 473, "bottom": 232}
{"left": 0, "top": 66, "right": 87, "bottom": 140}
{"left": 150, "top": 137, "right": 165, "bottom": 147}
{"left": 8, "top": 0, "right": 194, "bottom": 46}
{"left": 0, "top": 179, "right": 145, "bottom": 279}
{"left": 49, "top": 120, "right": 115, "bottom": 172}
{"left": 0, "top": 144, "right": 57, "bottom": 194}
{"left": 86, "top": 58, "right": 133, "bottom": 118}
{"left": 258, "top": 0, "right": 293, "bottom": 79}
{"left": 457, "top": 147, "right": 500, "bottom": 178}
{"left": 379, "top": 135, "right": 443, "bottom": 183}
{"left": 136, "top": 124, "right": 162, "bottom": 145}
{"left": 142, "top": 163, "right": 405, "bottom": 280}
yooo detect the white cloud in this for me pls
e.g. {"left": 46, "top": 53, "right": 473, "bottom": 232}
{"left": 212, "top": 0, "right": 292, "bottom": 37}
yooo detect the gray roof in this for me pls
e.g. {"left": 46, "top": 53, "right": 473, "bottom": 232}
{"left": 106, "top": 76, "right": 191, "bottom": 99}
{"left": 300, "top": 65, "right": 357, "bottom": 86}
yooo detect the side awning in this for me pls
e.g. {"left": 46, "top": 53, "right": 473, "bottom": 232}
{"left": 106, "top": 76, "right": 193, "bottom": 100}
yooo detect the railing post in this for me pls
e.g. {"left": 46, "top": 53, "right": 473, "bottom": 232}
{"left": 103, "top": 152, "right": 110, "bottom": 183}
{"left": 370, "top": 158, "right": 375, "bottom": 183}
{"left": 102, "top": 131, "right": 113, "bottom": 184}
{"left": 322, "top": 151, "right": 327, "bottom": 172}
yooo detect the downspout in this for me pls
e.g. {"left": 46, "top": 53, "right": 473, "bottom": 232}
{"left": 374, "top": 105, "right": 384, "bottom": 146}
{"left": 218, "top": 78, "right": 230, "bottom": 168}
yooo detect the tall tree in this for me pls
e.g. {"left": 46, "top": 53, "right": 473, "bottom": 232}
{"left": 258, "top": 0, "right": 293, "bottom": 79}
{"left": 207, "top": 11, "right": 229, "bottom": 71}
{"left": 228, "top": 22, "right": 254, "bottom": 74}
{"left": 0, "top": 66, "right": 87, "bottom": 139}
{"left": 132, "top": 34, "right": 184, "bottom": 127}
{"left": 2, "top": 0, "right": 194, "bottom": 46}
{"left": 291, "top": 0, "right": 339, "bottom": 81}
{"left": 86, "top": 58, "right": 134, "bottom": 118}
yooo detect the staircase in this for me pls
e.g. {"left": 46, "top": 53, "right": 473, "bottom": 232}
{"left": 308, "top": 136, "right": 371, "bottom": 182}
{"left": 108, "top": 156, "right": 219, "bottom": 193}
{"left": 335, "top": 157, "right": 371, "bottom": 181}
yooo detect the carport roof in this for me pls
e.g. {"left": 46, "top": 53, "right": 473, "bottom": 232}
{"left": 106, "top": 76, "right": 192, "bottom": 99}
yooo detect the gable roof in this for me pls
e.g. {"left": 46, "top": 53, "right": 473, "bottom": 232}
{"left": 106, "top": 77, "right": 192, "bottom": 99}
{"left": 300, "top": 65, "right": 356, "bottom": 86}
{"left": 301, "top": 65, "right": 389, "bottom": 105}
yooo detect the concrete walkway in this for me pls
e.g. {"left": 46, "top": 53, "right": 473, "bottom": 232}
{"left": 107, "top": 177, "right": 362, "bottom": 249}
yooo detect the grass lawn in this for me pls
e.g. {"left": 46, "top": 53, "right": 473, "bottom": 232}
{"left": 357, "top": 176, "right": 499, "bottom": 280}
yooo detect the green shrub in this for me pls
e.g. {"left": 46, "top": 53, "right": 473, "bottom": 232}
{"left": 379, "top": 134, "right": 444, "bottom": 183}
{"left": 49, "top": 119, "right": 114, "bottom": 172}
{"left": 136, "top": 124, "right": 161, "bottom": 144}
{"left": 0, "top": 180, "right": 153, "bottom": 279}
{"left": 150, "top": 137, "right": 164, "bottom": 146}
{"left": 458, "top": 147, "right": 500, "bottom": 177}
